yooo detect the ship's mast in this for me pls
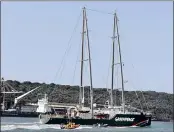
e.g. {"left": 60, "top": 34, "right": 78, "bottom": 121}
{"left": 115, "top": 12, "right": 125, "bottom": 113}
{"left": 110, "top": 13, "right": 116, "bottom": 108}
{"left": 84, "top": 7, "right": 94, "bottom": 118}
{"left": 79, "top": 7, "right": 85, "bottom": 107}
{"left": 79, "top": 7, "right": 94, "bottom": 118}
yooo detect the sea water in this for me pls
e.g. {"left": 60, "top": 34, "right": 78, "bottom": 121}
{"left": 1, "top": 117, "right": 173, "bottom": 132}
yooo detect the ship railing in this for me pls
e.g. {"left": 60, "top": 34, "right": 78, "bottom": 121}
{"left": 124, "top": 112, "right": 141, "bottom": 115}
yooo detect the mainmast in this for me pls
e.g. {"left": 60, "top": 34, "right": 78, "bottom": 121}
{"left": 84, "top": 7, "right": 94, "bottom": 118}
{"left": 79, "top": 7, "right": 85, "bottom": 107}
{"left": 115, "top": 12, "right": 125, "bottom": 113}
{"left": 110, "top": 12, "right": 116, "bottom": 107}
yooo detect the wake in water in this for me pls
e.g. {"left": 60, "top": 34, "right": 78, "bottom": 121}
{"left": 1, "top": 122, "right": 93, "bottom": 131}
{"left": 1, "top": 122, "right": 173, "bottom": 132}
{"left": 1, "top": 122, "right": 140, "bottom": 131}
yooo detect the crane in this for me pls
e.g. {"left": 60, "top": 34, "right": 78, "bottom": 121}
{"left": 13, "top": 86, "right": 42, "bottom": 107}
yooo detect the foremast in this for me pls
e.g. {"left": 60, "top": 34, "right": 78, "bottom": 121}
{"left": 79, "top": 7, "right": 94, "bottom": 118}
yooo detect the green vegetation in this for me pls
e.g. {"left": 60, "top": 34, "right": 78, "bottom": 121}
{"left": 2, "top": 80, "right": 173, "bottom": 121}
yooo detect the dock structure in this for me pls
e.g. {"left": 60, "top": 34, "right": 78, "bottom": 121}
{"left": 1, "top": 78, "right": 23, "bottom": 110}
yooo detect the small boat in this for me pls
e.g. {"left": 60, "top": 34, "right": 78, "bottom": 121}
{"left": 60, "top": 122, "right": 80, "bottom": 129}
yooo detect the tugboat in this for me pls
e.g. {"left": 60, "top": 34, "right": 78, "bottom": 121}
{"left": 38, "top": 7, "right": 152, "bottom": 127}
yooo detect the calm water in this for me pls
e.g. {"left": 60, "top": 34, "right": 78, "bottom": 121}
{"left": 1, "top": 117, "right": 173, "bottom": 132}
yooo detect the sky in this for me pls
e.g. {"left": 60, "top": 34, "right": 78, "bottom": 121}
{"left": 1, "top": 2, "right": 173, "bottom": 93}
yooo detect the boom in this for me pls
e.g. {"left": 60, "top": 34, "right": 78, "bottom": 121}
{"left": 14, "top": 86, "right": 41, "bottom": 107}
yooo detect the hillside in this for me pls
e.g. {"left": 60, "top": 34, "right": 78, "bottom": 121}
{"left": 1, "top": 80, "right": 173, "bottom": 121}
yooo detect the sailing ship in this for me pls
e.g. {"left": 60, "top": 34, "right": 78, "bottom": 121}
{"left": 38, "top": 7, "right": 152, "bottom": 127}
